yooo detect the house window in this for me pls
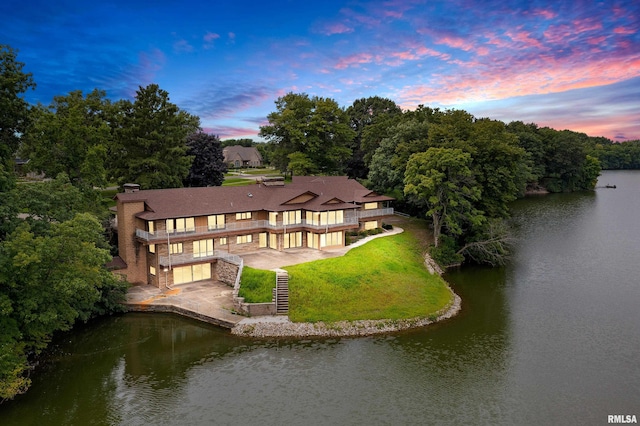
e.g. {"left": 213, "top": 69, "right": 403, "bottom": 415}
{"left": 236, "top": 212, "right": 252, "bottom": 220}
{"left": 269, "top": 233, "right": 277, "bottom": 249}
{"left": 283, "top": 210, "right": 301, "bottom": 225}
{"left": 148, "top": 221, "right": 155, "bottom": 234}
{"left": 149, "top": 244, "right": 155, "bottom": 253}
{"left": 269, "top": 212, "right": 278, "bottom": 226}
{"left": 320, "top": 210, "right": 344, "bottom": 225}
{"left": 236, "top": 234, "right": 253, "bottom": 244}
{"left": 173, "top": 264, "right": 212, "bottom": 285}
{"left": 364, "top": 202, "right": 378, "bottom": 210}
{"left": 166, "top": 217, "right": 195, "bottom": 233}
{"left": 219, "top": 237, "right": 227, "bottom": 245}
{"left": 307, "top": 232, "right": 319, "bottom": 249}
{"left": 208, "top": 214, "right": 225, "bottom": 230}
{"left": 150, "top": 266, "right": 156, "bottom": 276}
{"left": 306, "top": 211, "right": 320, "bottom": 226}
{"left": 365, "top": 221, "right": 377, "bottom": 230}
{"left": 170, "top": 243, "right": 183, "bottom": 254}
{"left": 193, "top": 239, "right": 214, "bottom": 258}
{"left": 283, "top": 232, "right": 302, "bottom": 249}
{"left": 320, "top": 231, "right": 343, "bottom": 248}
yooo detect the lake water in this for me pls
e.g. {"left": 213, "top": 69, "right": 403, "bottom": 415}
{"left": 1, "top": 170, "right": 639, "bottom": 425}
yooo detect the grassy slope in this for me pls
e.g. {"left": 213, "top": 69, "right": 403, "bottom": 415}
{"left": 286, "top": 228, "right": 453, "bottom": 323}
{"left": 238, "top": 267, "right": 276, "bottom": 302}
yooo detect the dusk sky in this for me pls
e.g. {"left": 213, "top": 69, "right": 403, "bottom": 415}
{"left": 3, "top": 0, "right": 639, "bottom": 141}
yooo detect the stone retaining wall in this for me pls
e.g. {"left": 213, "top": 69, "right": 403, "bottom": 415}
{"left": 215, "top": 259, "right": 239, "bottom": 285}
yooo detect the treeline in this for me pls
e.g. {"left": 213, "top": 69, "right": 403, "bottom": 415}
{"left": 258, "top": 94, "right": 619, "bottom": 266}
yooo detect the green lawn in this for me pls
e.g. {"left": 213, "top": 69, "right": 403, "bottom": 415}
{"left": 238, "top": 267, "right": 276, "bottom": 302}
{"left": 222, "top": 177, "right": 258, "bottom": 186}
{"left": 285, "top": 229, "right": 453, "bottom": 323}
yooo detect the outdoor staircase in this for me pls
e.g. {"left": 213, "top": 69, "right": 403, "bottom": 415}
{"left": 275, "top": 271, "right": 289, "bottom": 315}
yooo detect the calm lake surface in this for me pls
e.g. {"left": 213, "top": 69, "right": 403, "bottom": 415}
{"left": 1, "top": 170, "right": 639, "bottom": 425}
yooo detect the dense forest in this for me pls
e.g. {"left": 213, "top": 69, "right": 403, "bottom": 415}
{"left": 1, "top": 44, "right": 639, "bottom": 400}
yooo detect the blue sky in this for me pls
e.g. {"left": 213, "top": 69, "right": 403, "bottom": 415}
{"left": 3, "top": 0, "right": 639, "bottom": 141}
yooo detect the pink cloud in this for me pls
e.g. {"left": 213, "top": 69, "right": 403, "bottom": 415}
{"left": 572, "top": 17, "right": 603, "bottom": 34}
{"left": 204, "top": 32, "right": 220, "bottom": 42}
{"left": 334, "top": 52, "right": 379, "bottom": 69}
{"left": 533, "top": 9, "right": 557, "bottom": 20}
{"left": 505, "top": 29, "right": 543, "bottom": 49}
{"left": 614, "top": 26, "right": 635, "bottom": 35}
{"left": 321, "top": 22, "right": 354, "bottom": 36}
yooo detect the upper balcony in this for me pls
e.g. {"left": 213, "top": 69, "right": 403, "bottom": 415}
{"left": 135, "top": 208, "right": 393, "bottom": 242}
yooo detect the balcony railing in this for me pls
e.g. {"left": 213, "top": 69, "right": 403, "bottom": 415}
{"left": 358, "top": 207, "right": 394, "bottom": 218}
{"left": 135, "top": 208, "right": 393, "bottom": 242}
{"left": 159, "top": 250, "right": 242, "bottom": 268}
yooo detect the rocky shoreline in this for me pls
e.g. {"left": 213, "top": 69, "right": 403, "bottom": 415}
{"left": 231, "top": 288, "right": 461, "bottom": 338}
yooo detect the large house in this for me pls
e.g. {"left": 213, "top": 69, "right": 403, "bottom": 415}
{"left": 223, "top": 145, "right": 263, "bottom": 168}
{"left": 113, "top": 176, "right": 394, "bottom": 287}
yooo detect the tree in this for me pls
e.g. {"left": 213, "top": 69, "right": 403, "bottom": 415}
{"left": 109, "top": 84, "right": 200, "bottom": 189}
{"left": 346, "top": 96, "right": 402, "bottom": 178}
{"left": 259, "top": 92, "right": 354, "bottom": 174}
{"left": 0, "top": 214, "right": 127, "bottom": 400}
{"left": 0, "top": 45, "right": 35, "bottom": 164}
{"left": 404, "top": 148, "right": 483, "bottom": 248}
{"left": 21, "top": 89, "right": 111, "bottom": 188}
{"left": 183, "top": 132, "right": 226, "bottom": 187}
{"left": 287, "top": 151, "right": 318, "bottom": 176}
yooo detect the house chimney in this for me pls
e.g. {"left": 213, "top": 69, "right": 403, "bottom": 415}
{"left": 123, "top": 183, "right": 141, "bottom": 193}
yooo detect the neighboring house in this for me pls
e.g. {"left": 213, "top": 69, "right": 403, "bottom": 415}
{"left": 112, "top": 176, "right": 394, "bottom": 287}
{"left": 223, "top": 145, "right": 263, "bottom": 168}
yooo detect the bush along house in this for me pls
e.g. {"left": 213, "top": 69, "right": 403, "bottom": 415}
{"left": 112, "top": 176, "right": 394, "bottom": 287}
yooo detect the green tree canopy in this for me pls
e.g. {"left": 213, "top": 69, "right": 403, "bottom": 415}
{"left": 109, "top": 84, "right": 200, "bottom": 189}
{"left": 184, "top": 132, "right": 227, "bottom": 187}
{"left": 21, "top": 89, "right": 111, "bottom": 188}
{"left": 404, "top": 147, "right": 483, "bottom": 248}
{"left": 0, "top": 45, "right": 35, "bottom": 164}
{"left": 259, "top": 92, "right": 354, "bottom": 174}
{"left": 0, "top": 214, "right": 127, "bottom": 400}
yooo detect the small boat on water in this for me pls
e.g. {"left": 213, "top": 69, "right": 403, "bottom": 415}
{"left": 605, "top": 184, "right": 617, "bottom": 188}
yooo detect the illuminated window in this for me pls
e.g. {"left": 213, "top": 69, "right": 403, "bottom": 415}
{"left": 166, "top": 217, "right": 195, "bottom": 233}
{"left": 259, "top": 233, "right": 268, "bottom": 248}
{"left": 193, "top": 239, "right": 214, "bottom": 258}
{"left": 148, "top": 221, "right": 155, "bottom": 234}
{"left": 283, "top": 210, "right": 301, "bottom": 225}
{"left": 236, "top": 234, "right": 253, "bottom": 244}
{"left": 364, "top": 221, "right": 377, "bottom": 230}
{"left": 170, "top": 243, "right": 183, "bottom": 254}
{"left": 150, "top": 266, "right": 156, "bottom": 276}
{"left": 320, "top": 210, "right": 344, "bottom": 225}
{"left": 219, "top": 237, "right": 227, "bottom": 245}
{"left": 207, "top": 214, "right": 225, "bottom": 230}
{"left": 364, "top": 202, "right": 378, "bottom": 210}
{"left": 320, "top": 231, "right": 343, "bottom": 248}
{"left": 283, "top": 232, "right": 303, "bottom": 248}
{"left": 269, "top": 212, "right": 278, "bottom": 226}
{"left": 307, "top": 232, "right": 319, "bottom": 248}
{"left": 236, "top": 212, "right": 252, "bottom": 220}
{"left": 149, "top": 244, "right": 155, "bottom": 253}
{"left": 173, "top": 264, "right": 212, "bottom": 285}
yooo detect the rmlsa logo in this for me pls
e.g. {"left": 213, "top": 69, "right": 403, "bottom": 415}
{"left": 608, "top": 415, "right": 637, "bottom": 424}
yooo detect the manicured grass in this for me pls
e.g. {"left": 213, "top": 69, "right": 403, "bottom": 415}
{"left": 222, "top": 177, "right": 258, "bottom": 186}
{"left": 285, "top": 230, "right": 453, "bottom": 323}
{"left": 238, "top": 267, "right": 276, "bottom": 303}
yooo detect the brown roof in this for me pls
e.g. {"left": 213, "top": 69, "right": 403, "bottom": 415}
{"left": 114, "top": 176, "right": 392, "bottom": 221}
